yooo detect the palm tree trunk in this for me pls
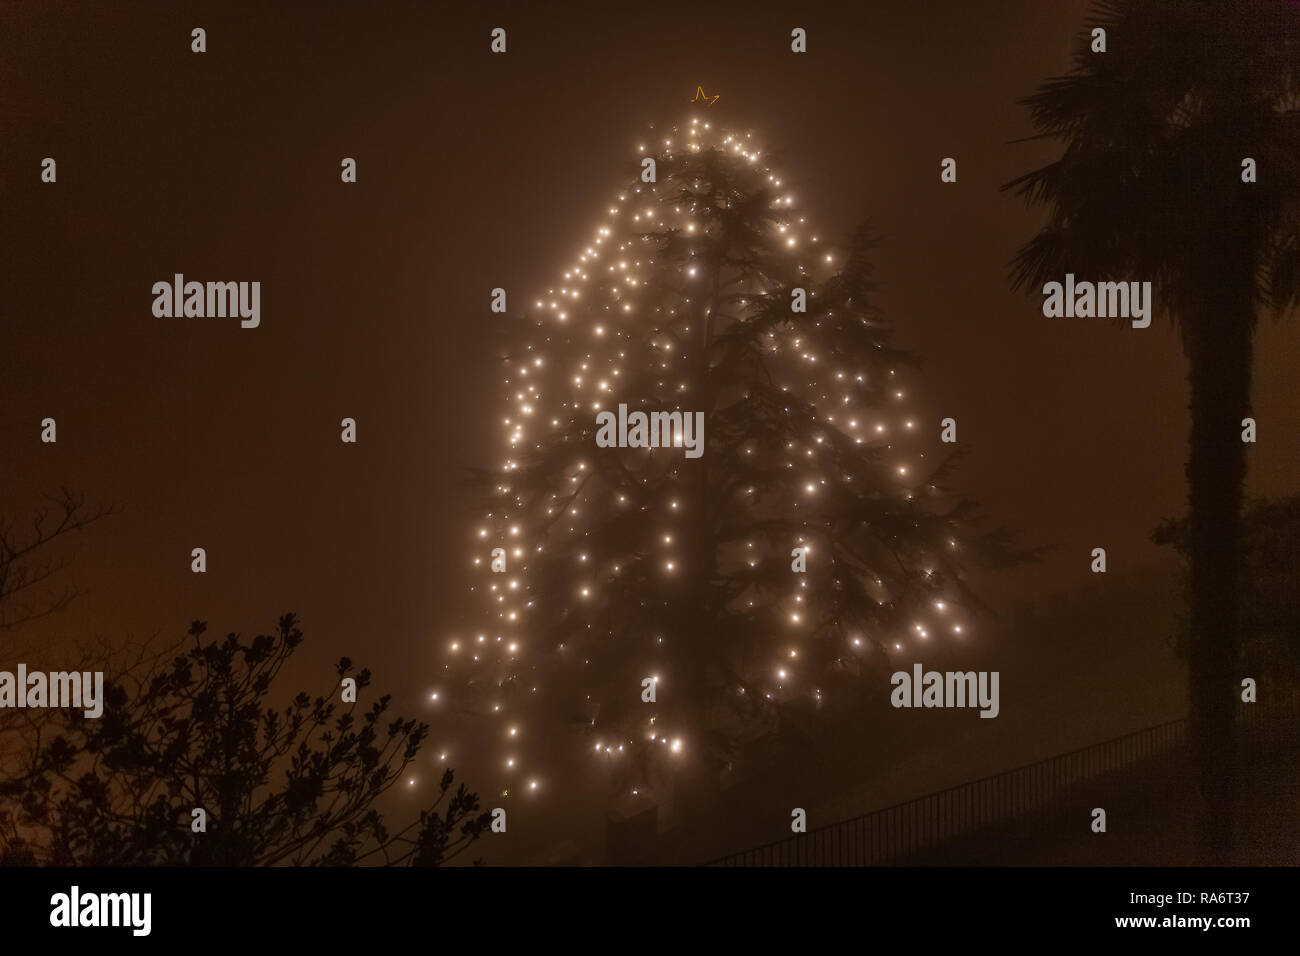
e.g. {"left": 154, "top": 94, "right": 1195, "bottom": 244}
{"left": 1182, "top": 286, "right": 1253, "bottom": 864}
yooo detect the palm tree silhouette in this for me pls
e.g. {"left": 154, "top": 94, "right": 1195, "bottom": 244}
{"left": 1004, "top": 0, "right": 1299, "bottom": 862}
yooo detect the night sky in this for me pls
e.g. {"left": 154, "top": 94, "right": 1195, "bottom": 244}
{"left": 3, "top": 0, "right": 1297, "bottom": 863}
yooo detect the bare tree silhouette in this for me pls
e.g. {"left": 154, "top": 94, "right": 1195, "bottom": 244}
{"left": 0, "top": 487, "right": 115, "bottom": 634}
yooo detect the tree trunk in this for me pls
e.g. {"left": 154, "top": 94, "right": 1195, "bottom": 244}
{"left": 1182, "top": 283, "right": 1253, "bottom": 864}
{"left": 676, "top": 213, "right": 727, "bottom": 771}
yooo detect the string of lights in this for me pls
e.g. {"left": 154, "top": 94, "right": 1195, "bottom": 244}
{"left": 434, "top": 114, "right": 979, "bottom": 803}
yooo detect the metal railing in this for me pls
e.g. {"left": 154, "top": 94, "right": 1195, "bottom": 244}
{"left": 704, "top": 703, "right": 1292, "bottom": 866}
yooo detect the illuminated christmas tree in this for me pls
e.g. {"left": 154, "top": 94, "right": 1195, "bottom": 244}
{"left": 443, "top": 113, "right": 1025, "bottom": 802}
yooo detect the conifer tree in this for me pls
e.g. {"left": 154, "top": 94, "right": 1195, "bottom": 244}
{"left": 445, "top": 116, "right": 1027, "bottom": 799}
